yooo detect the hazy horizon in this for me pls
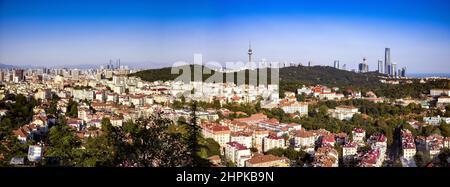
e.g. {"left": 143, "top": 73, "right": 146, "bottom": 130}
{"left": 1, "top": 0, "right": 450, "bottom": 73}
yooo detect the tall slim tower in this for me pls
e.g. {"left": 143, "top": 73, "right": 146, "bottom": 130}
{"left": 385, "top": 48, "right": 391, "bottom": 75}
{"left": 378, "top": 60, "right": 383, "bottom": 73}
{"left": 391, "top": 62, "right": 397, "bottom": 78}
{"left": 248, "top": 41, "right": 253, "bottom": 69}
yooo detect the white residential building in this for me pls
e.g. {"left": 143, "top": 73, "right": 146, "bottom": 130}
{"left": 279, "top": 101, "right": 308, "bottom": 116}
{"left": 343, "top": 141, "right": 358, "bottom": 159}
{"left": 423, "top": 116, "right": 450, "bottom": 126}
{"left": 328, "top": 105, "right": 360, "bottom": 120}
{"left": 430, "top": 89, "right": 450, "bottom": 97}
{"left": 263, "top": 136, "right": 286, "bottom": 152}
{"left": 401, "top": 129, "right": 417, "bottom": 160}
{"left": 352, "top": 128, "right": 366, "bottom": 146}
{"left": 224, "top": 141, "right": 251, "bottom": 167}
{"left": 202, "top": 122, "right": 231, "bottom": 147}
{"left": 230, "top": 131, "right": 253, "bottom": 148}
{"left": 293, "top": 130, "right": 315, "bottom": 154}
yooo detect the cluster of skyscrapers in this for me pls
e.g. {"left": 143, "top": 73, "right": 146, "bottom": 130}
{"left": 381, "top": 48, "right": 406, "bottom": 78}
{"left": 345, "top": 48, "right": 407, "bottom": 78}
{"left": 0, "top": 69, "right": 25, "bottom": 82}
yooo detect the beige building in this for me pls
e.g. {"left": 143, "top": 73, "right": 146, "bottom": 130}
{"left": 245, "top": 154, "right": 290, "bottom": 167}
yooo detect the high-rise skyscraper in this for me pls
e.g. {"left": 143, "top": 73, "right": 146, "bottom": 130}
{"left": 400, "top": 67, "right": 407, "bottom": 77}
{"left": 13, "top": 69, "right": 24, "bottom": 82}
{"left": 71, "top": 69, "right": 80, "bottom": 80}
{"left": 385, "top": 48, "right": 391, "bottom": 75}
{"left": 358, "top": 57, "right": 369, "bottom": 73}
{"left": 378, "top": 60, "right": 383, "bottom": 73}
{"left": 391, "top": 63, "right": 397, "bottom": 78}
{"left": 0, "top": 71, "right": 5, "bottom": 82}
{"left": 333, "top": 60, "right": 340, "bottom": 69}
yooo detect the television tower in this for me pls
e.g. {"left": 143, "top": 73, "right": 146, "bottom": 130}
{"left": 248, "top": 41, "right": 253, "bottom": 69}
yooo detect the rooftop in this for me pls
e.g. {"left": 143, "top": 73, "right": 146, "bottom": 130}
{"left": 246, "top": 154, "right": 288, "bottom": 165}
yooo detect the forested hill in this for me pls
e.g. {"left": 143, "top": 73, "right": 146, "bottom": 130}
{"left": 130, "top": 64, "right": 384, "bottom": 87}
{"left": 279, "top": 66, "right": 383, "bottom": 87}
{"left": 130, "top": 65, "right": 450, "bottom": 99}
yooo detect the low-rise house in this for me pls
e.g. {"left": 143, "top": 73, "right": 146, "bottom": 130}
{"left": 423, "top": 116, "right": 450, "bottom": 126}
{"left": 245, "top": 154, "right": 290, "bottom": 167}
{"left": 358, "top": 148, "right": 384, "bottom": 167}
{"left": 444, "top": 137, "right": 450, "bottom": 149}
{"left": 430, "top": 88, "right": 450, "bottom": 97}
{"left": 67, "top": 118, "right": 83, "bottom": 130}
{"left": 328, "top": 105, "right": 360, "bottom": 120}
{"left": 12, "top": 128, "right": 29, "bottom": 143}
{"left": 437, "top": 96, "right": 450, "bottom": 106}
{"left": 279, "top": 100, "right": 308, "bottom": 116}
{"left": 312, "top": 146, "right": 339, "bottom": 167}
{"left": 343, "top": 141, "right": 358, "bottom": 159}
{"left": 321, "top": 134, "right": 336, "bottom": 147}
{"left": 335, "top": 132, "right": 348, "bottom": 145}
{"left": 425, "top": 134, "right": 444, "bottom": 158}
{"left": 352, "top": 128, "right": 366, "bottom": 146}
{"left": 110, "top": 116, "right": 124, "bottom": 127}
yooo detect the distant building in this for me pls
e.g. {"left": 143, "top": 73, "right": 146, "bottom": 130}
{"left": 423, "top": 116, "right": 450, "bottom": 126}
{"left": 279, "top": 101, "right": 308, "bottom": 115}
{"left": 437, "top": 96, "right": 450, "bottom": 106}
{"left": 333, "top": 60, "right": 340, "bottom": 69}
{"left": 400, "top": 67, "right": 406, "bottom": 77}
{"left": 328, "top": 105, "right": 360, "bottom": 120}
{"left": 391, "top": 63, "right": 397, "bottom": 77}
{"left": 430, "top": 89, "right": 450, "bottom": 97}
{"left": 358, "top": 58, "right": 369, "bottom": 73}
{"left": 385, "top": 48, "right": 391, "bottom": 75}
{"left": 377, "top": 60, "right": 383, "bottom": 73}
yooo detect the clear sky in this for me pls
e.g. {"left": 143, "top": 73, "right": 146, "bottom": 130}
{"left": 1, "top": 0, "right": 450, "bottom": 73}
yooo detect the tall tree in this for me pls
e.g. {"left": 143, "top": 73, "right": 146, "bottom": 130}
{"left": 186, "top": 101, "right": 203, "bottom": 166}
{"left": 46, "top": 121, "right": 81, "bottom": 166}
{"left": 125, "top": 115, "right": 189, "bottom": 167}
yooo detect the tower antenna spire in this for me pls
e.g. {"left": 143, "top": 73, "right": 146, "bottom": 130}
{"left": 247, "top": 40, "right": 253, "bottom": 69}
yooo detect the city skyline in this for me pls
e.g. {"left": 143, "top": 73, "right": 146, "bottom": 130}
{"left": 1, "top": 0, "right": 450, "bottom": 73}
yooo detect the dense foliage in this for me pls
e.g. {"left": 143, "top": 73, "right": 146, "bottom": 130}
{"left": 132, "top": 65, "right": 450, "bottom": 100}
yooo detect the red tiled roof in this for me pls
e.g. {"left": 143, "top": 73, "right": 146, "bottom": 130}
{"left": 227, "top": 141, "right": 248, "bottom": 150}
{"left": 246, "top": 154, "right": 288, "bottom": 165}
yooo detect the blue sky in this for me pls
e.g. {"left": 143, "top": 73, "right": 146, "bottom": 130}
{"left": 1, "top": 0, "right": 450, "bottom": 73}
